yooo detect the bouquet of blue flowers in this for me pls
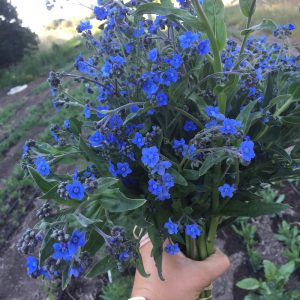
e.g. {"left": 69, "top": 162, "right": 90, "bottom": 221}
{"left": 18, "top": 0, "right": 300, "bottom": 298}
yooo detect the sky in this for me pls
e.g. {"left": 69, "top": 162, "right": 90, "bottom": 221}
{"left": 10, "top": 0, "right": 236, "bottom": 33}
{"left": 10, "top": 0, "right": 95, "bottom": 33}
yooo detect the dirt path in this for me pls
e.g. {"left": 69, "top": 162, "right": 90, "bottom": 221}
{"left": 0, "top": 200, "right": 45, "bottom": 300}
{"left": 0, "top": 77, "right": 50, "bottom": 180}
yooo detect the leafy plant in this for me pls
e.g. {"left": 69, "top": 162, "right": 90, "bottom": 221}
{"left": 232, "top": 218, "right": 261, "bottom": 271}
{"left": 275, "top": 221, "right": 300, "bottom": 267}
{"left": 236, "top": 260, "right": 299, "bottom": 300}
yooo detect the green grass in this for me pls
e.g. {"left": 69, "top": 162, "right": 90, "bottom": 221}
{"left": 31, "top": 81, "right": 49, "bottom": 94}
{"left": 0, "top": 102, "right": 22, "bottom": 126}
{"left": 225, "top": 0, "right": 300, "bottom": 43}
{"left": 0, "top": 38, "right": 82, "bottom": 89}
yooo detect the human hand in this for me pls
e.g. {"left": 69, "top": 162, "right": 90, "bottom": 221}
{"left": 131, "top": 236, "right": 230, "bottom": 300}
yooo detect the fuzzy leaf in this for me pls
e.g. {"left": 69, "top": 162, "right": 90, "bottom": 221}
{"left": 217, "top": 200, "right": 289, "bottom": 217}
{"left": 100, "top": 189, "right": 146, "bottom": 212}
{"left": 169, "top": 168, "right": 188, "bottom": 186}
{"left": 203, "top": 0, "right": 227, "bottom": 50}
{"left": 27, "top": 166, "right": 57, "bottom": 193}
{"left": 239, "top": 0, "right": 256, "bottom": 17}
{"left": 199, "top": 151, "right": 227, "bottom": 177}
{"left": 134, "top": 3, "right": 205, "bottom": 31}
{"left": 86, "top": 256, "right": 114, "bottom": 278}
{"left": 236, "top": 278, "right": 260, "bottom": 290}
{"left": 148, "top": 224, "right": 164, "bottom": 281}
{"left": 241, "top": 19, "right": 277, "bottom": 35}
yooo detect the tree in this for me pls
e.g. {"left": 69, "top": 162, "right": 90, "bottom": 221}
{"left": 0, "top": 0, "right": 38, "bottom": 69}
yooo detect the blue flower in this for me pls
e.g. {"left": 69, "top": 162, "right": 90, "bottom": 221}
{"left": 157, "top": 188, "right": 171, "bottom": 201}
{"left": 182, "top": 144, "right": 196, "bottom": 159}
{"left": 172, "top": 138, "right": 186, "bottom": 150}
{"left": 97, "top": 105, "right": 109, "bottom": 118}
{"left": 147, "top": 48, "right": 158, "bottom": 62}
{"left": 109, "top": 161, "right": 118, "bottom": 177}
{"left": 64, "top": 119, "right": 70, "bottom": 129}
{"left": 102, "top": 59, "right": 112, "bottom": 77}
{"left": 94, "top": 6, "right": 107, "bottom": 20}
{"left": 142, "top": 146, "right": 160, "bottom": 168}
{"left": 205, "top": 120, "right": 217, "bottom": 128}
{"left": 26, "top": 256, "right": 38, "bottom": 275}
{"left": 185, "top": 224, "right": 202, "bottom": 239}
{"left": 164, "top": 218, "right": 178, "bottom": 235}
{"left": 119, "top": 251, "right": 130, "bottom": 262}
{"left": 142, "top": 79, "right": 159, "bottom": 97}
{"left": 52, "top": 243, "right": 72, "bottom": 261}
{"left": 34, "top": 157, "right": 51, "bottom": 176}
{"left": 220, "top": 118, "right": 242, "bottom": 135}
{"left": 89, "top": 131, "right": 103, "bottom": 147}
{"left": 83, "top": 105, "right": 91, "bottom": 119}
{"left": 77, "top": 20, "right": 92, "bottom": 33}
{"left": 239, "top": 140, "right": 255, "bottom": 162}
{"left": 148, "top": 179, "right": 163, "bottom": 196}
{"left": 110, "top": 55, "right": 126, "bottom": 65}
{"left": 160, "top": 68, "right": 178, "bottom": 86}
{"left": 288, "top": 24, "right": 295, "bottom": 30}
{"left": 125, "top": 42, "right": 135, "bottom": 54}
{"left": 151, "top": 160, "right": 172, "bottom": 176}
{"left": 165, "top": 243, "right": 180, "bottom": 255}
{"left": 169, "top": 53, "right": 183, "bottom": 69}
{"left": 184, "top": 120, "right": 197, "bottom": 132}
{"left": 218, "top": 183, "right": 236, "bottom": 198}
{"left": 66, "top": 180, "right": 85, "bottom": 200}
{"left": 196, "top": 39, "right": 210, "bottom": 56}
{"left": 108, "top": 115, "right": 123, "bottom": 129}
{"left": 69, "top": 265, "right": 84, "bottom": 277}
{"left": 178, "top": 31, "right": 199, "bottom": 49}
{"left": 132, "top": 132, "right": 145, "bottom": 148}
{"left": 162, "top": 173, "right": 174, "bottom": 189}
{"left": 156, "top": 91, "right": 168, "bottom": 106}
{"left": 116, "top": 162, "right": 132, "bottom": 177}
{"left": 68, "top": 229, "right": 86, "bottom": 255}
{"left": 204, "top": 106, "right": 219, "bottom": 118}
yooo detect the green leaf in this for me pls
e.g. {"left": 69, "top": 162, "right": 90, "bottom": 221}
{"left": 239, "top": 0, "right": 256, "bottom": 17}
{"left": 160, "top": 0, "right": 173, "bottom": 8}
{"left": 183, "top": 169, "right": 201, "bottom": 180}
{"left": 41, "top": 184, "right": 79, "bottom": 208}
{"left": 203, "top": 0, "right": 227, "bottom": 50}
{"left": 39, "top": 230, "right": 54, "bottom": 265}
{"left": 83, "top": 229, "right": 105, "bottom": 255}
{"left": 236, "top": 278, "right": 260, "bottom": 290}
{"left": 236, "top": 100, "right": 257, "bottom": 131}
{"left": 217, "top": 200, "right": 290, "bottom": 217}
{"left": 136, "top": 250, "right": 150, "bottom": 278}
{"left": 86, "top": 256, "right": 115, "bottom": 278}
{"left": 199, "top": 151, "right": 227, "bottom": 177}
{"left": 72, "top": 212, "right": 102, "bottom": 227}
{"left": 169, "top": 168, "right": 188, "bottom": 186}
{"left": 263, "top": 260, "right": 277, "bottom": 280}
{"left": 98, "top": 177, "right": 119, "bottom": 190}
{"left": 79, "top": 137, "right": 106, "bottom": 173}
{"left": 264, "top": 95, "right": 291, "bottom": 111}
{"left": 69, "top": 117, "right": 82, "bottom": 135}
{"left": 134, "top": 3, "right": 204, "bottom": 31}
{"left": 27, "top": 166, "right": 56, "bottom": 193}
{"left": 62, "top": 264, "right": 71, "bottom": 290}
{"left": 281, "top": 116, "right": 300, "bottom": 125}
{"left": 148, "top": 225, "right": 164, "bottom": 281}
{"left": 100, "top": 188, "right": 146, "bottom": 212}
{"left": 241, "top": 19, "right": 277, "bottom": 35}
{"left": 269, "top": 145, "right": 292, "bottom": 164}
{"left": 278, "top": 261, "right": 295, "bottom": 280}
